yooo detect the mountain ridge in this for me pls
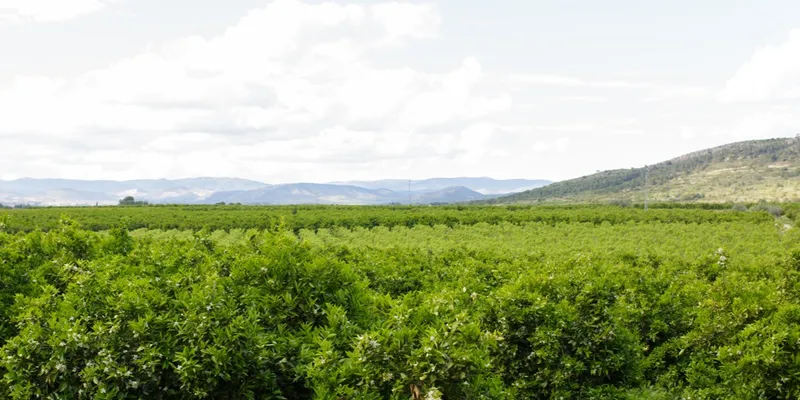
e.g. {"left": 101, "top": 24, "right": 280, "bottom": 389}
{"left": 490, "top": 137, "right": 800, "bottom": 204}
{"left": 0, "top": 177, "right": 547, "bottom": 206}
{"left": 333, "top": 177, "right": 551, "bottom": 195}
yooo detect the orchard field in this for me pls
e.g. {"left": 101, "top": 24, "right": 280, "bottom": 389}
{"left": 1, "top": 204, "right": 800, "bottom": 399}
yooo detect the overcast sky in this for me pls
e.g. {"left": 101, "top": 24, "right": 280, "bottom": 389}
{"left": 1, "top": 0, "right": 799, "bottom": 183}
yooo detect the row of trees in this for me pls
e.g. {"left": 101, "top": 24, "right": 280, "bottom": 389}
{"left": 1, "top": 214, "right": 799, "bottom": 398}
{"left": 118, "top": 196, "right": 149, "bottom": 206}
{"left": 0, "top": 204, "right": 777, "bottom": 233}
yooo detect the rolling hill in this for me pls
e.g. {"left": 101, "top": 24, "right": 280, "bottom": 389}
{"left": 492, "top": 137, "right": 800, "bottom": 204}
{"left": 203, "top": 183, "right": 489, "bottom": 205}
{"left": 0, "top": 178, "right": 268, "bottom": 206}
{"left": 0, "top": 177, "right": 542, "bottom": 206}
{"left": 335, "top": 178, "right": 551, "bottom": 195}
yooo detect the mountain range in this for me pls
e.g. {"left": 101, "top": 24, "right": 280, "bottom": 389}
{"left": 490, "top": 137, "right": 800, "bottom": 204}
{"left": 5, "top": 137, "right": 798, "bottom": 207}
{"left": 333, "top": 178, "right": 550, "bottom": 195}
{"left": 0, "top": 177, "right": 551, "bottom": 206}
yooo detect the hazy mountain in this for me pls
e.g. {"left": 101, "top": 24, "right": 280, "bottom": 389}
{"left": 204, "top": 183, "right": 387, "bottom": 205}
{"left": 415, "top": 186, "right": 487, "bottom": 203}
{"left": 489, "top": 137, "right": 800, "bottom": 204}
{"left": 0, "top": 177, "right": 267, "bottom": 205}
{"left": 0, "top": 177, "right": 541, "bottom": 206}
{"left": 336, "top": 177, "right": 551, "bottom": 195}
{"left": 203, "top": 184, "right": 488, "bottom": 205}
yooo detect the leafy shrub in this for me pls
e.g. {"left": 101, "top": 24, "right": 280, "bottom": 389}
{"left": 750, "top": 202, "right": 784, "bottom": 217}
{"left": 1, "top": 208, "right": 799, "bottom": 398}
{"left": 732, "top": 203, "right": 748, "bottom": 212}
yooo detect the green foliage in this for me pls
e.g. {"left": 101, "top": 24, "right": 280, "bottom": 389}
{"left": 1, "top": 206, "right": 799, "bottom": 398}
{"left": 750, "top": 201, "right": 784, "bottom": 217}
{"left": 119, "top": 196, "right": 149, "bottom": 206}
{"left": 0, "top": 204, "right": 773, "bottom": 233}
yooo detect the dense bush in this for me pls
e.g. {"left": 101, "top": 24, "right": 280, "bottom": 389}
{"left": 1, "top": 209, "right": 799, "bottom": 398}
{"left": 750, "top": 202, "right": 784, "bottom": 218}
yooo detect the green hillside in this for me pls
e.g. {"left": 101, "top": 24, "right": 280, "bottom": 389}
{"left": 494, "top": 137, "right": 800, "bottom": 204}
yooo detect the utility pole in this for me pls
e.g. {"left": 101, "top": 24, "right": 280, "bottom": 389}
{"left": 408, "top": 180, "right": 412, "bottom": 206}
{"left": 644, "top": 165, "right": 649, "bottom": 211}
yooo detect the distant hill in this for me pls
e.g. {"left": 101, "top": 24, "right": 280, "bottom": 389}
{"left": 491, "top": 137, "right": 800, "bottom": 204}
{"left": 416, "top": 186, "right": 487, "bottom": 203}
{"left": 203, "top": 184, "right": 488, "bottom": 205}
{"left": 0, "top": 177, "right": 542, "bottom": 206}
{"left": 205, "top": 183, "right": 389, "bottom": 205}
{"left": 335, "top": 177, "right": 551, "bottom": 195}
{"left": 0, "top": 178, "right": 267, "bottom": 206}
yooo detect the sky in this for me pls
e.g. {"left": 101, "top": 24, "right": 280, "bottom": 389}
{"left": 1, "top": 0, "right": 799, "bottom": 183}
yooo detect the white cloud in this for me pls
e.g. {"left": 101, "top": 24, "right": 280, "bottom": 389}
{"left": 650, "top": 85, "right": 710, "bottom": 100}
{"left": 610, "top": 129, "right": 645, "bottom": 136}
{"left": 457, "top": 123, "right": 495, "bottom": 159}
{"left": 0, "top": 0, "right": 112, "bottom": 24}
{"left": 533, "top": 124, "right": 595, "bottom": 132}
{"left": 531, "top": 138, "right": 569, "bottom": 154}
{"left": 671, "top": 106, "right": 800, "bottom": 148}
{"left": 371, "top": 2, "right": 440, "bottom": 42}
{"left": 711, "top": 108, "right": 800, "bottom": 139}
{"left": 507, "top": 73, "right": 709, "bottom": 100}
{"left": 508, "top": 73, "right": 584, "bottom": 87}
{"left": 720, "top": 29, "right": 800, "bottom": 102}
{"left": 2, "top": 1, "right": 795, "bottom": 185}
{"left": 0, "top": 0, "right": 517, "bottom": 181}
{"left": 398, "top": 58, "right": 512, "bottom": 127}
{"left": 0, "top": 0, "right": 440, "bottom": 139}
{"left": 785, "top": 86, "right": 800, "bottom": 99}
{"left": 680, "top": 126, "right": 698, "bottom": 140}
{"left": 558, "top": 96, "right": 608, "bottom": 103}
